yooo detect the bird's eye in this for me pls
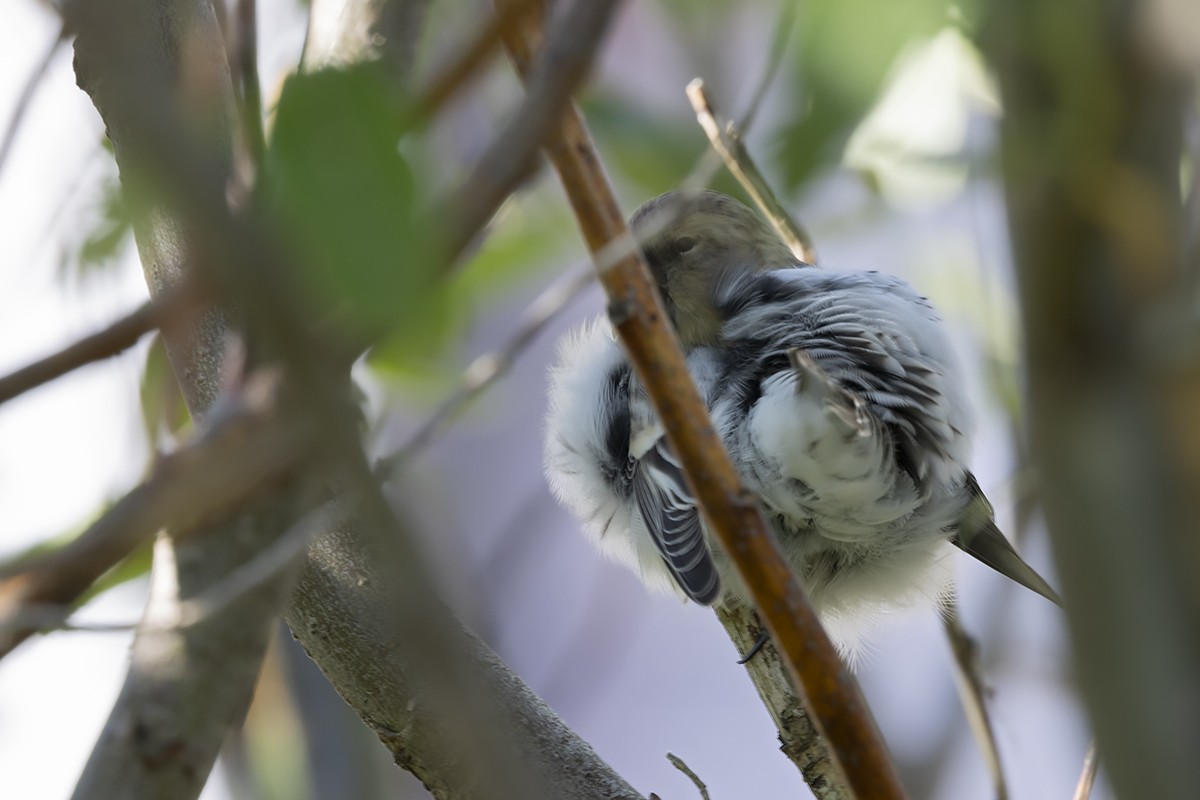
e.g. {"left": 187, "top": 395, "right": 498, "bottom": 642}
{"left": 674, "top": 236, "right": 697, "bottom": 255}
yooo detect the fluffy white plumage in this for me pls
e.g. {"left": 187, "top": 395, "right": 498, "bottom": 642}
{"left": 543, "top": 190, "right": 1057, "bottom": 651}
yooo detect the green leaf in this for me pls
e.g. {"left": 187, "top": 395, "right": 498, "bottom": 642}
{"left": 265, "top": 64, "right": 442, "bottom": 345}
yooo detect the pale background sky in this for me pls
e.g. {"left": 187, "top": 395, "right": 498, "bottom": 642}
{"left": 0, "top": 2, "right": 1097, "bottom": 798}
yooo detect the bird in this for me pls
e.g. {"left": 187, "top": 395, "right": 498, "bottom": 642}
{"left": 543, "top": 189, "right": 1059, "bottom": 651}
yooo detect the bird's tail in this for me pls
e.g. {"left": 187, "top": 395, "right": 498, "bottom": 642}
{"left": 952, "top": 476, "right": 1062, "bottom": 606}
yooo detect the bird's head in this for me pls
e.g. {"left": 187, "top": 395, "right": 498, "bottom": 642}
{"left": 629, "top": 189, "right": 801, "bottom": 347}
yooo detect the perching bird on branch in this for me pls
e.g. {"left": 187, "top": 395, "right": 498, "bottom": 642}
{"left": 543, "top": 189, "right": 1059, "bottom": 650}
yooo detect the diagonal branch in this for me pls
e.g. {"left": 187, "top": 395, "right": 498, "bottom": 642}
{"left": 941, "top": 596, "right": 1009, "bottom": 800}
{"left": 495, "top": 2, "right": 906, "bottom": 798}
{"left": 0, "top": 301, "right": 153, "bottom": 405}
{"left": 0, "top": 283, "right": 194, "bottom": 407}
{"left": 687, "top": 79, "right": 818, "bottom": 265}
{"left": 0, "top": 370, "right": 308, "bottom": 658}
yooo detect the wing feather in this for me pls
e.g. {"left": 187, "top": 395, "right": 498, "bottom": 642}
{"left": 632, "top": 438, "right": 721, "bottom": 605}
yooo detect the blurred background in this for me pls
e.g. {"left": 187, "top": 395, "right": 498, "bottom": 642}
{"left": 0, "top": 0, "right": 1094, "bottom": 797}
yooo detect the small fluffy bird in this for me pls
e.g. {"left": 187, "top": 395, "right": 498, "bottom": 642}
{"left": 544, "top": 190, "right": 1058, "bottom": 648}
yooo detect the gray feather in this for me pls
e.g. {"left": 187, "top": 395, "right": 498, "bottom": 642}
{"left": 632, "top": 438, "right": 721, "bottom": 605}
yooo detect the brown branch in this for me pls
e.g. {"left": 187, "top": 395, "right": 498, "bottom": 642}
{"left": 687, "top": 79, "right": 818, "bottom": 265}
{"left": 0, "top": 369, "right": 309, "bottom": 658}
{"left": 0, "top": 283, "right": 197, "bottom": 407}
{"left": 496, "top": 2, "right": 907, "bottom": 798}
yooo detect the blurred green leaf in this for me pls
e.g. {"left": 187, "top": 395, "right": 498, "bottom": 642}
{"left": 58, "top": 174, "right": 133, "bottom": 278}
{"left": 140, "top": 333, "right": 192, "bottom": 446}
{"left": 365, "top": 286, "right": 460, "bottom": 381}
{"left": 266, "top": 64, "right": 443, "bottom": 346}
{"left": 776, "top": 0, "right": 972, "bottom": 189}
{"left": 581, "top": 93, "right": 708, "bottom": 194}
{"left": 80, "top": 539, "right": 153, "bottom": 606}
{"left": 451, "top": 198, "right": 574, "bottom": 298}
{"left": 368, "top": 193, "right": 576, "bottom": 381}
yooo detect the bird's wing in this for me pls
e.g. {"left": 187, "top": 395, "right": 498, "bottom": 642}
{"left": 952, "top": 473, "right": 1062, "bottom": 606}
{"left": 716, "top": 269, "right": 967, "bottom": 491}
{"left": 632, "top": 437, "right": 721, "bottom": 605}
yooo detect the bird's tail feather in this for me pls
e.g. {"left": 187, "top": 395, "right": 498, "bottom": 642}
{"left": 953, "top": 476, "right": 1062, "bottom": 606}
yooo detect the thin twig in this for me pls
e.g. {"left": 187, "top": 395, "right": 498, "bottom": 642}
{"left": 1185, "top": 103, "right": 1200, "bottom": 295}
{"left": 0, "top": 285, "right": 193, "bottom": 407}
{"left": 0, "top": 25, "right": 66, "bottom": 181}
{"left": 496, "top": 2, "right": 906, "bottom": 798}
{"left": 233, "top": 0, "right": 265, "bottom": 176}
{"left": 376, "top": 263, "right": 593, "bottom": 474}
{"left": 687, "top": 79, "right": 818, "bottom": 265}
{"left": 676, "top": 17, "right": 845, "bottom": 794}
{"left": 941, "top": 595, "right": 1009, "bottom": 800}
{"left": 1073, "top": 742, "right": 1099, "bottom": 800}
{"left": 666, "top": 753, "right": 711, "bottom": 800}
{"left": 681, "top": 2, "right": 795, "bottom": 191}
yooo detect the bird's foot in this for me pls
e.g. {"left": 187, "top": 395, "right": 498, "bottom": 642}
{"left": 737, "top": 629, "right": 771, "bottom": 664}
